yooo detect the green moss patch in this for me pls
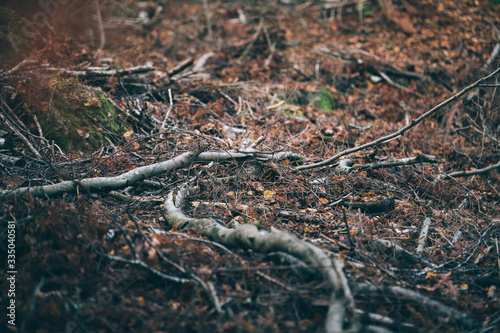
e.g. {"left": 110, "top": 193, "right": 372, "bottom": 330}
{"left": 271, "top": 87, "right": 337, "bottom": 112}
{"left": 32, "top": 77, "right": 128, "bottom": 152}
{"left": 314, "top": 87, "right": 337, "bottom": 111}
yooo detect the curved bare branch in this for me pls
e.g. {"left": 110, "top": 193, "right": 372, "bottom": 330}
{"left": 162, "top": 183, "right": 359, "bottom": 333}
{"left": 297, "top": 66, "right": 500, "bottom": 171}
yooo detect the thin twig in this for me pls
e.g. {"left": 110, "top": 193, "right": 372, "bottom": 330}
{"left": 93, "top": 0, "right": 106, "bottom": 58}
{"left": 206, "top": 281, "right": 222, "bottom": 313}
{"left": 160, "top": 89, "right": 173, "bottom": 136}
{"left": 114, "top": 219, "right": 139, "bottom": 260}
{"left": 495, "top": 238, "right": 500, "bottom": 280}
{"left": 104, "top": 253, "right": 192, "bottom": 284}
{"left": 5, "top": 59, "right": 39, "bottom": 75}
{"left": 248, "top": 136, "right": 266, "bottom": 149}
{"left": 127, "top": 212, "right": 188, "bottom": 274}
{"left": 0, "top": 109, "right": 42, "bottom": 159}
{"left": 220, "top": 91, "right": 238, "bottom": 106}
{"left": 297, "top": 66, "right": 500, "bottom": 170}
{"left": 128, "top": 212, "right": 222, "bottom": 313}
{"left": 192, "top": 52, "right": 214, "bottom": 72}
{"left": 238, "top": 18, "right": 263, "bottom": 62}
{"left": 378, "top": 70, "right": 422, "bottom": 97}
{"left": 256, "top": 271, "right": 294, "bottom": 291}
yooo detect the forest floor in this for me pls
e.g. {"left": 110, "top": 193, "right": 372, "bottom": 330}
{"left": 1, "top": 0, "right": 499, "bottom": 332}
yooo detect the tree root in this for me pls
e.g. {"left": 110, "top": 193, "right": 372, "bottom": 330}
{"left": 162, "top": 182, "right": 360, "bottom": 333}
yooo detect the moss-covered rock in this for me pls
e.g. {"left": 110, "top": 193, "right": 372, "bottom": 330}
{"left": 31, "top": 77, "right": 128, "bottom": 152}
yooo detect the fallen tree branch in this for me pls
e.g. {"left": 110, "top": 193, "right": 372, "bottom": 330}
{"left": 42, "top": 64, "right": 155, "bottom": 78}
{"left": 354, "top": 283, "right": 478, "bottom": 329}
{"left": 196, "top": 150, "right": 305, "bottom": 163}
{"left": 0, "top": 148, "right": 205, "bottom": 200}
{"left": 2, "top": 59, "right": 39, "bottom": 76}
{"left": 377, "top": 70, "right": 422, "bottom": 97}
{"left": 485, "top": 19, "right": 500, "bottom": 69}
{"left": 355, "top": 308, "right": 415, "bottom": 331}
{"left": 160, "top": 88, "right": 174, "bottom": 136}
{"left": 416, "top": 217, "right": 432, "bottom": 255}
{"left": 338, "top": 154, "right": 438, "bottom": 172}
{"left": 371, "top": 238, "right": 438, "bottom": 269}
{"left": 442, "top": 160, "right": 500, "bottom": 178}
{"left": 162, "top": 183, "right": 359, "bottom": 333}
{"left": 485, "top": 43, "right": 500, "bottom": 69}
{"left": 297, "top": 66, "right": 500, "bottom": 170}
{"left": 192, "top": 52, "right": 215, "bottom": 72}
{"left": 171, "top": 227, "right": 296, "bottom": 293}
{"left": 167, "top": 57, "right": 194, "bottom": 76}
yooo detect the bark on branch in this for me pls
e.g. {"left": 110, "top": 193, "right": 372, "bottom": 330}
{"left": 196, "top": 150, "right": 305, "bottom": 163}
{"left": 338, "top": 154, "right": 438, "bottom": 172}
{"left": 0, "top": 149, "right": 204, "bottom": 200}
{"left": 3, "top": 63, "right": 155, "bottom": 79}
{"left": 162, "top": 183, "right": 359, "bottom": 333}
{"left": 51, "top": 64, "right": 155, "bottom": 78}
